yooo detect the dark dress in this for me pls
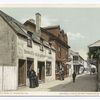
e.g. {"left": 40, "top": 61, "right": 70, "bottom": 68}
{"left": 29, "top": 70, "right": 38, "bottom": 88}
{"left": 72, "top": 72, "right": 76, "bottom": 83}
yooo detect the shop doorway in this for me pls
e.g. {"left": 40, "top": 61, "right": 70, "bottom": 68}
{"left": 38, "top": 61, "right": 45, "bottom": 83}
{"left": 18, "top": 59, "right": 26, "bottom": 86}
{"left": 27, "top": 58, "right": 34, "bottom": 78}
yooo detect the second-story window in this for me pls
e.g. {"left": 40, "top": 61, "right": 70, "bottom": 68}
{"left": 58, "top": 46, "right": 61, "bottom": 57}
{"left": 40, "top": 38, "right": 44, "bottom": 51}
{"left": 73, "top": 56, "right": 78, "bottom": 61}
{"left": 27, "top": 38, "right": 32, "bottom": 48}
{"left": 49, "top": 43, "right": 52, "bottom": 54}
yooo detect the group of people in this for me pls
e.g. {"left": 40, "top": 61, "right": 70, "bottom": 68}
{"left": 28, "top": 66, "right": 76, "bottom": 88}
{"left": 58, "top": 69, "right": 76, "bottom": 83}
{"left": 59, "top": 69, "right": 64, "bottom": 80}
{"left": 28, "top": 68, "right": 39, "bottom": 88}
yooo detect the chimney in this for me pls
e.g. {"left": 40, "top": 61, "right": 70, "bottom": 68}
{"left": 35, "top": 13, "right": 41, "bottom": 37}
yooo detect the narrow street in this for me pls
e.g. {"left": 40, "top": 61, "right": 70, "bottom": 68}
{"left": 49, "top": 74, "right": 97, "bottom": 92}
{"left": 16, "top": 73, "right": 97, "bottom": 92}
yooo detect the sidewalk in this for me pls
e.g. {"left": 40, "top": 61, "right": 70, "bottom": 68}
{"left": 18, "top": 73, "right": 87, "bottom": 91}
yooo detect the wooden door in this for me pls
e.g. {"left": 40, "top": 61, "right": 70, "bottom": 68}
{"left": 38, "top": 62, "right": 45, "bottom": 82}
{"left": 18, "top": 59, "right": 26, "bottom": 86}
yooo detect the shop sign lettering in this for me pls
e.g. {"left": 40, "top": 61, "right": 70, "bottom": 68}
{"left": 24, "top": 49, "right": 52, "bottom": 59}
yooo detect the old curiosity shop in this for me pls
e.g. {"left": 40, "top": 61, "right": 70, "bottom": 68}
{"left": 0, "top": 10, "right": 56, "bottom": 91}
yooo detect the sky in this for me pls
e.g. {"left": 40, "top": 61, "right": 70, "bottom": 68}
{"left": 0, "top": 7, "right": 100, "bottom": 60}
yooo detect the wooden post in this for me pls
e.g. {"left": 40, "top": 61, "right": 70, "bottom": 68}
{"left": 97, "top": 58, "right": 100, "bottom": 91}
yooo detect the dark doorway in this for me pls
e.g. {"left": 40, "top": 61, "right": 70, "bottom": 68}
{"left": 27, "top": 58, "right": 34, "bottom": 78}
{"left": 18, "top": 59, "right": 26, "bottom": 86}
{"left": 38, "top": 61, "right": 45, "bottom": 83}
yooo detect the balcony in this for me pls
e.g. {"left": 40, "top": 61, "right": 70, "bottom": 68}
{"left": 73, "top": 60, "right": 84, "bottom": 66}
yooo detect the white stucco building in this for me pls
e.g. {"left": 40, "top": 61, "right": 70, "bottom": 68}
{"left": 0, "top": 10, "right": 56, "bottom": 91}
{"left": 66, "top": 49, "right": 74, "bottom": 76}
{"left": 67, "top": 50, "right": 85, "bottom": 75}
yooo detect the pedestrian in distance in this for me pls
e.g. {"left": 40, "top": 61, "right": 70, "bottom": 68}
{"left": 59, "top": 69, "right": 64, "bottom": 80}
{"left": 72, "top": 71, "right": 76, "bottom": 83}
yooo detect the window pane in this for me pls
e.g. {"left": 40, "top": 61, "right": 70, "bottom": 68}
{"left": 46, "top": 61, "right": 52, "bottom": 76}
{"left": 27, "top": 39, "right": 32, "bottom": 47}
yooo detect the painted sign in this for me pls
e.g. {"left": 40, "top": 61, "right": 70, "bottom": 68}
{"left": 24, "top": 49, "right": 52, "bottom": 59}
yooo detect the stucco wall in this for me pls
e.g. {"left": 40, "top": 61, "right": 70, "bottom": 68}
{"left": 17, "top": 35, "right": 56, "bottom": 84}
{"left": 0, "top": 16, "right": 17, "bottom": 91}
{"left": 0, "top": 16, "right": 17, "bottom": 66}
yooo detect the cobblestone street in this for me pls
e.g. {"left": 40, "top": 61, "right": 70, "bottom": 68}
{"left": 49, "top": 74, "right": 97, "bottom": 92}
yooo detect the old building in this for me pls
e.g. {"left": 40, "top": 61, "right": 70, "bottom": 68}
{"left": 67, "top": 50, "right": 84, "bottom": 75}
{"left": 66, "top": 49, "right": 74, "bottom": 76}
{"left": 88, "top": 40, "right": 100, "bottom": 91}
{"left": 24, "top": 14, "right": 70, "bottom": 80}
{"left": 0, "top": 10, "right": 56, "bottom": 91}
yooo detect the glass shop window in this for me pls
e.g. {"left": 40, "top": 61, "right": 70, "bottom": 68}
{"left": 46, "top": 61, "right": 52, "bottom": 76}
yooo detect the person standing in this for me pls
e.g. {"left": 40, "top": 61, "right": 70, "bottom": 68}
{"left": 72, "top": 71, "right": 76, "bottom": 83}
{"left": 29, "top": 69, "right": 37, "bottom": 88}
{"left": 59, "top": 69, "right": 64, "bottom": 80}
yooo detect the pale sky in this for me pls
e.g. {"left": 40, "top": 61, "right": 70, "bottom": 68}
{"left": 0, "top": 8, "right": 100, "bottom": 60}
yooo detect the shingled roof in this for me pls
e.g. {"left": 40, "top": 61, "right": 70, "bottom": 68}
{"left": 0, "top": 10, "right": 28, "bottom": 38}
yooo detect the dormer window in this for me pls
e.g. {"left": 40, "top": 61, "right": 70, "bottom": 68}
{"left": 40, "top": 38, "right": 44, "bottom": 51}
{"left": 27, "top": 37, "right": 32, "bottom": 48}
{"left": 27, "top": 31, "right": 33, "bottom": 37}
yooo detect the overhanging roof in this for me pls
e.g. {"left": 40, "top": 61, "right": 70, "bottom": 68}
{"left": 89, "top": 40, "right": 100, "bottom": 48}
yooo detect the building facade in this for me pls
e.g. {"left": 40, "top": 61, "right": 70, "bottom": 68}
{"left": 67, "top": 50, "right": 84, "bottom": 75}
{"left": 24, "top": 14, "right": 70, "bottom": 80}
{"left": 88, "top": 40, "right": 100, "bottom": 91}
{"left": 0, "top": 11, "right": 56, "bottom": 91}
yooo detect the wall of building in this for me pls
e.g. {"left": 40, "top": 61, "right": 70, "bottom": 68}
{"left": 0, "top": 16, "right": 17, "bottom": 91}
{"left": 17, "top": 35, "right": 55, "bottom": 85}
{"left": 45, "top": 28, "right": 60, "bottom": 37}
{"left": 68, "top": 53, "right": 74, "bottom": 76}
{"left": 24, "top": 21, "right": 69, "bottom": 79}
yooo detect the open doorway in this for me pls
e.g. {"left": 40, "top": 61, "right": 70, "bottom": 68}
{"left": 18, "top": 59, "right": 26, "bottom": 86}
{"left": 38, "top": 61, "right": 45, "bottom": 83}
{"left": 27, "top": 58, "right": 34, "bottom": 78}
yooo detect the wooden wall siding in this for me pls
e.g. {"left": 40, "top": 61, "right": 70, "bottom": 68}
{"left": 0, "top": 16, "right": 17, "bottom": 66}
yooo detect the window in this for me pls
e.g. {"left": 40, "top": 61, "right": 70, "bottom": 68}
{"left": 40, "top": 38, "right": 44, "bottom": 51}
{"left": 27, "top": 31, "right": 33, "bottom": 37}
{"left": 49, "top": 43, "right": 52, "bottom": 54}
{"left": 27, "top": 38, "right": 32, "bottom": 47}
{"left": 73, "top": 56, "right": 78, "bottom": 61}
{"left": 46, "top": 61, "right": 52, "bottom": 76}
{"left": 58, "top": 46, "right": 61, "bottom": 57}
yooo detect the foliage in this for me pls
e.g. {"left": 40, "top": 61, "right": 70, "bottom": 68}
{"left": 88, "top": 47, "right": 100, "bottom": 59}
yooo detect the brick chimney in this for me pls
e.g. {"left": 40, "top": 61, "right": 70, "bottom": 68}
{"left": 35, "top": 13, "right": 41, "bottom": 37}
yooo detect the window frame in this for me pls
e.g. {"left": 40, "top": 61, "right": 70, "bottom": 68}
{"left": 46, "top": 61, "right": 52, "bottom": 76}
{"left": 27, "top": 38, "right": 32, "bottom": 48}
{"left": 49, "top": 43, "right": 52, "bottom": 54}
{"left": 40, "top": 38, "right": 44, "bottom": 51}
